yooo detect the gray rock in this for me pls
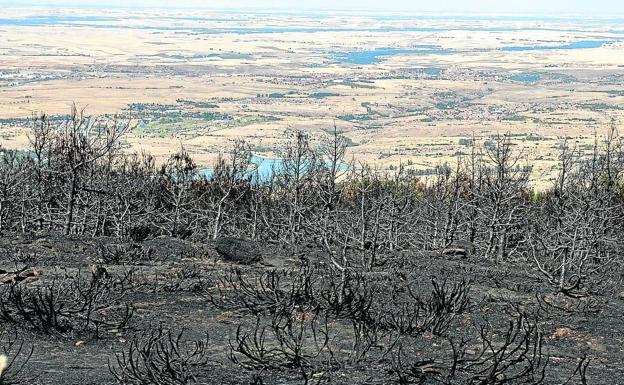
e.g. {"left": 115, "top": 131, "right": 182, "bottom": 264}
{"left": 140, "top": 236, "right": 198, "bottom": 261}
{"left": 442, "top": 240, "right": 476, "bottom": 258}
{"left": 215, "top": 237, "right": 262, "bottom": 265}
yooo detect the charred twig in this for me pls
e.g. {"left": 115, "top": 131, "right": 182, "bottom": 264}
{"left": 109, "top": 326, "right": 209, "bottom": 385}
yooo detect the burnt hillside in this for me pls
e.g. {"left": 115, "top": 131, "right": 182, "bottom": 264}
{"left": 0, "top": 112, "right": 623, "bottom": 384}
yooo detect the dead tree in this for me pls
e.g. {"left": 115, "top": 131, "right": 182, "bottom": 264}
{"left": 206, "top": 140, "right": 252, "bottom": 239}
{"left": 25, "top": 107, "right": 127, "bottom": 235}
{"left": 529, "top": 131, "right": 623, "bottom": 296}
{"left": 156, "top": 148, "right": 200, "bottom": 237}
{"left": 276, "top": 130, "right": 319, "bottom": 250}
{"left": 0, "top": 149, "right": 31, "bottom": 235}
{"left": 477, "top": 135, "right": 529, "bottom": 262}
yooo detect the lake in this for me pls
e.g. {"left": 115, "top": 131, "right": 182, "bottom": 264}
{"left": 4, "top": 16, "right": 624, "bottom": 36}
{"left": 334, "top": 46, "right": 450, "bottom": 65}
{"left": 199, "top": 155, "right": 349, "bottom": 183}
{"left": 0, "top": 16, "right": 115, "bottom": 26}
{"left": 510, "top": 73, "right": 542, "bottom": 82}
{"left": 502, "top": 40, "right": 612, "bottom": 51}
{"left": 332, "top": 40, "right": 618, "bottom": 65}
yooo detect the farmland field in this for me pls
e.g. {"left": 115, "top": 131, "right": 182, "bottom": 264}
{"left": 1, "top": 9, "right": 623, "bottom": 184}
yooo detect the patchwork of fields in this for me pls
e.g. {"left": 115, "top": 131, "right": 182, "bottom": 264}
{"left": 1, "top": 9, "right": 623, "bottom": 185}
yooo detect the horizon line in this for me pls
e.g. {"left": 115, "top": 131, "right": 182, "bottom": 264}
{"left": 2, "top": 5, "right": 624, "bottom": 19}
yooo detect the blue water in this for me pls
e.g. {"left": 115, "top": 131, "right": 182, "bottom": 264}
{"left": 0, "top": 16, "right": 114, "bottom": 26}
{"left": 1, "top": 15, "right": 619, "bottom": 66}
{"left": 510, "top": 73, "right": 541, "bottom": 82}
{"left": 334, "top": 47, "right": 450, "bottom": 65}
{"left": 333, "top": 39, "right": 618, "bottom": 65}
{"left": 200, "top": 155, "right": 349, "bottom": 183}
{"left": 247, "top": 156, "right": 288, "bottom": 181}
{"left": 502, "top": 40, "right": 611, "bottom": 51}
{"left": 420, "top": 67, "right": 443, "bottom": 75}
{"left": 180, "top": 26, "right": 624, "bottom": 35}
{"left": 2, "top": 16, "right": 624, "bottom": 36}
{"left": 373, "top": 15, "right": 624, "bottom": 23}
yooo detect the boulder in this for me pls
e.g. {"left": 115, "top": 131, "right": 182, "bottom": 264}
{"left": 141, "top": 236, "right": 197, "bottom": 261}
{"left": 215, "top": 237, "right": 262, "bottom": 265}
{"left": 1, "top": 267, "right": 41, "bottom": 285}
{"left": 442, "top": 240, "right": 476, "bottom": 258}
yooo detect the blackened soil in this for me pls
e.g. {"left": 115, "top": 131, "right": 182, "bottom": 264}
{"left": 0, "top": 233, "right": 622, "bottom": 385}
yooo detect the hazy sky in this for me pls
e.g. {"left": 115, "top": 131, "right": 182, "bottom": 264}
{"left": 2, "top": 0, "right": 624, "bottom": 15}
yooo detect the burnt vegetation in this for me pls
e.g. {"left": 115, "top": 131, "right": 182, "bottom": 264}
{"left": 0, "top": 110, "right": 623, "bottom": 383}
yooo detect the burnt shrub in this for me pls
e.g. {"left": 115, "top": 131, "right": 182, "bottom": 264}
{"left": 0, "top": 269, "right": 134, "bottom": 337}
{"left": 109, "top": 327, "right": 209, "bottom": 385}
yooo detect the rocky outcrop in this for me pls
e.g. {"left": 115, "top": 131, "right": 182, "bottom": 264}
{"left": 215, "top": 237, "right": 262, "bottom": 265}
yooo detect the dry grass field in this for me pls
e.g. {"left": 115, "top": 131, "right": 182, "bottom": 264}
{"left": 1, "top": 8, "right": 623, "bottom": 185}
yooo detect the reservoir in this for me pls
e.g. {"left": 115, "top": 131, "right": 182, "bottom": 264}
{"left": 334, "top": 47, "right": 449, "bottom": 65}
{"left": 200, "top": 155, "right": 349, "bottom": 183}
{"left": 502, "top": 40, "right": 611, "bottom": 51}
